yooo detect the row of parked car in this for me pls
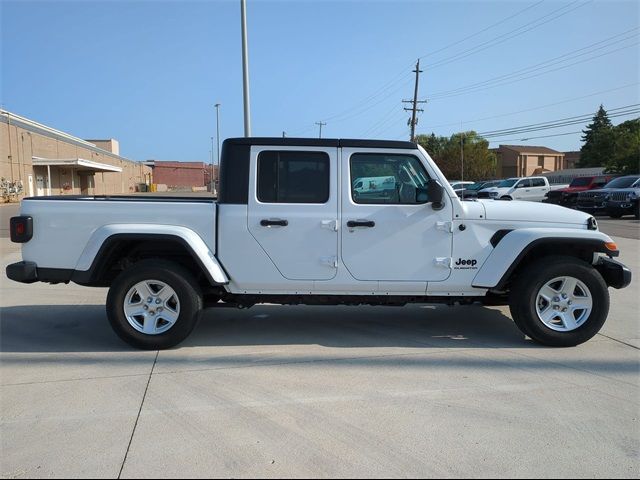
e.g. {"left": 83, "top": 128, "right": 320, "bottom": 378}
{"left": 449, "top": 174, "right": 640, "bottom": 219}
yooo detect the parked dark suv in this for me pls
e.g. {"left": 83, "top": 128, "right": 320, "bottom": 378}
{"left": 604, "top": 178, "right": 640, "bottom": 219}
{"left": 576, "top": 175, "right": 640, "bottom": 216}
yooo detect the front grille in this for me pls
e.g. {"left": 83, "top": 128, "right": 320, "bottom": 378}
{"left": 608, "top": 191, "right": 631, "bottom": 202}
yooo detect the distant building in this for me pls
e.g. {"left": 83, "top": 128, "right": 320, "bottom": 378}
{"left": 0, "top": 110, "right": 150, "bottom": 198}
{"left": 145, "top": 161, "right": 218, "bottom": 192}
{"left": 493, "top": 145, "right": 566, "bottom": 178}
{"left": 563, "top": 151, "right": 581, "bottom": 169}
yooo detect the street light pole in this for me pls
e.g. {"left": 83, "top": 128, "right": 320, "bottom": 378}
{"left": 240, "top": 0, "right": 251, "bottom": 137}
{"left": 214, "top": 103, "right": 221, "bottom": 194}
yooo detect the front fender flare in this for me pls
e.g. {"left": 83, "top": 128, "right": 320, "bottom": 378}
{"left": 472, "top": 228, "right": 615, "bottom": 289}
{"left": 74, "top": 224, "right": 229, "bottom": 285}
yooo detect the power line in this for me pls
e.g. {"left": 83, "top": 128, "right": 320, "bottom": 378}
{"left": 428, "top": 27, "right": 638, "bottom": 99}
{"left": 478, "top": 105, "right": 640, "bottom": 138}
{"left": 417, "top": 0, "right": 546, "bottom": 61}
{"left": 428, "top": 40, "right": 638, "bottom": 102}
{"left": 487, "top": 130, "right": 583, "bottom": 143}
{"left": 289, "top": 0, "right": 577, "bottom": 136}
{"left": 422, "top": 83, "right": 640, "bottom": 130}
{"left": 423, "top": 1, "right": 591, "bottom": 70}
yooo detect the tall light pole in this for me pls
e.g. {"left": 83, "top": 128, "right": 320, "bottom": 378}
{"left": 210, "top": 136, "right": 215, "bottom": 194}
{"left": 214, "top": 103, "right": 221, "bottom": 194}
{"left": 240, "top": 0, "right": 251, "bottom": 137}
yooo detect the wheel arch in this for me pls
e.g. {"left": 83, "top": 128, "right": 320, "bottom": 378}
{"left": 72, "top": 225, "right": 229, "bottom": 287}
{"left": 472, "top": 229, "right": 618, "bottom": 291}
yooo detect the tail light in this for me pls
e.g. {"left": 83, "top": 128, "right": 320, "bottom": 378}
{"left": 10, "top": 216, "right": 33, "bottom": 243}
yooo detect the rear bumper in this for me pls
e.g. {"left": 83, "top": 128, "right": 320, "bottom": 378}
{"left": 595, "top": 257, "right": 632, "bottom": 289}
{"left": 6, "top": 261, "right": 38, "bottom": 283}
{"left": 6, "top": 261, "right": 72, "bottom": 284}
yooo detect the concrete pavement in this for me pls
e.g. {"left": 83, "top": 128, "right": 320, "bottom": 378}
{"left": 0, "top": 236, "right": 638, "bottom": 478}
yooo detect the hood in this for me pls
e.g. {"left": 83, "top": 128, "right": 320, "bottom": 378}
{"left": 480, "top": 199, "right": 591, "bottom": 225}
{"left": 557, "top": 186, "right": 592, "bottom": 193}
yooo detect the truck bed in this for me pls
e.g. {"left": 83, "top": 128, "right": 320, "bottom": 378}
{"left": 24, "top": 195, "right": 216, "bottom": 203}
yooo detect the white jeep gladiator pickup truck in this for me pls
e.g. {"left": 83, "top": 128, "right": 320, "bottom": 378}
{"left": 7, "top": 138, "right": 632, "bottom": 349}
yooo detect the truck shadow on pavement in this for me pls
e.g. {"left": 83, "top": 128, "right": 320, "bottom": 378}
{"left": 2, "top": 303, "right": 538, "bottom": 353}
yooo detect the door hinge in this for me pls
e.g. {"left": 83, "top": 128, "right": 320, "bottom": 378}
{"left": 436, "top": 221, "right": 453, "bottom": 233}
{"left": 320, "top": 256, "right": 338, "bottom": 268}
{"left": 434, "top": 257, "right": 452, "bottom": 268}
{"left": 321, "top": 219, "right": 339, "bottom": 232}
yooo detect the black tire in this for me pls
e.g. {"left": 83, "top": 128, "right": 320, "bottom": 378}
{"left": 500, "top": 196, "right": 512, "bottom": 201}
{"left": 609, "top": 213, "right": 623, "bottom": 219}
{"left": 508, "top": 256, "right": 609, "bottom": 347}
{"left": 106, "top": 259, "right": 203, "bottom": 350}
{"left": 634, "top": 202, "right": 639, "bottom": 220}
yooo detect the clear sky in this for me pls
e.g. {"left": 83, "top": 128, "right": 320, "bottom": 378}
{"left": 1, "top": 0, "right": 638, "bottom": 162}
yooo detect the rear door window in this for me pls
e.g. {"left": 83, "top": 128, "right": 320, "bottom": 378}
{"left": 257, "top": 151, "right": 330, "bottom": 203}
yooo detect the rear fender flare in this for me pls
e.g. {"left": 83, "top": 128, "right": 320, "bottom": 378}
{"left": 75, "top": 224, "right": 229, "bottom": 285}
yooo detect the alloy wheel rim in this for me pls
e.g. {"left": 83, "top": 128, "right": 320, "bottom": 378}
{"left": 535, "top": 276, "right": 592, "bottom": 332}
{"left": 123, "top": 280, "right": 180, "bottom": 335}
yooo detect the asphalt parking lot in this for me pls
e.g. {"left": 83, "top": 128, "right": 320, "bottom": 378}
{"left": 0, "top": 203, "right": 638, "bottom": 478}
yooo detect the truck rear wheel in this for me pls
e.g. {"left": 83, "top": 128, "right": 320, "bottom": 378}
{"left": 106, "top": 259, "right": 203, "bottom": 350}
{"left": 509, "top": 256, "right": 609, "bottom": 347}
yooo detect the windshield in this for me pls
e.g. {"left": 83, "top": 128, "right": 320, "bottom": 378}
{"left": 604, "top": 176, "right": 640, "bottom": 189}
{"left": 497, "top": 179, "right": 517, "bottom": 188}
{"left": 468, "top": 181, "right": 493, "bottom": 190}
{"left": 569, "top": 177, "right": 591, "bottom": 187}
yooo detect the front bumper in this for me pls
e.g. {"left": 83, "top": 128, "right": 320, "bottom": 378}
{"left": 594, "top": 257, "right": 632, "bottom": 289}
{"left": 605, "top": 201, "right": 637, "bottom": 215}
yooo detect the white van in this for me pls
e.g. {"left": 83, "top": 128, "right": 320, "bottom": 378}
{"left": 478, "top": 176, "right": 550, "bottom": 201}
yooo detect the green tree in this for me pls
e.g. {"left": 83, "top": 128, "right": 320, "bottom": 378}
{"left": 579, "top": 105, "right": 614, "bottom": 168}
{"left": 417, "top": 131, "right": 496, "bottom": 181}
{"left": 604, "top": 119, "right": 640, "bottom": 174}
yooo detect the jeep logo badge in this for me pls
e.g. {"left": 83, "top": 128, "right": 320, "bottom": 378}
{"left": 454, "top": 258, "right": 478, "bottom": 269}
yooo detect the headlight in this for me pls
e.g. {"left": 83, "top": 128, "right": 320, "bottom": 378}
{"left": 629, "top": 192, "right": 638, "bottom": 200}
{"left": 489, "top": 191, "right": 499, "bottom": 197}
{"left": 604, "top": 194, "right": 611, "bottom": 201}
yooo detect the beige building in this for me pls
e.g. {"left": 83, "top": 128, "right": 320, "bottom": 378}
{"left": 493, "top": 145, "right": 566, "bottom": 178}
{"left": 1, "top": 110, "right": 151, "bottom": 200}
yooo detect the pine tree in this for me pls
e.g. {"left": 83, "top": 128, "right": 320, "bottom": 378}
{"left": 579, "top": 105, "right": 614, "bottom": 168}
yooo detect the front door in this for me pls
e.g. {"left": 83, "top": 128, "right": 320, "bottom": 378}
{"left": 341, "top": 148, "right": 453, "bottom": 282}
{"left": 247, "top": 146, "right": 339, "bottom": 281}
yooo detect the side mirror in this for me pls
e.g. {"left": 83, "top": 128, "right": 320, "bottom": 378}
{"left": 423, "top": 179, "right": 444, "bottom": 210}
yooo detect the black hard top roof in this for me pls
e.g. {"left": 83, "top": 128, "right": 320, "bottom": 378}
{"left": 223, "top": 137, "right": 417, "bottom": 149}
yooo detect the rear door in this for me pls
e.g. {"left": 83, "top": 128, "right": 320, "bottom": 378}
{"left": 531, "top": 177, "right": 549, "bottom": 201}
{"left": 512, "top": 178, "right": 531, "bottom": 200}
{"left": 340, "top": 148, "right": 453, "bottom": 282}
{"left": 247, "top": 146, "right": 339, "bottom": 281}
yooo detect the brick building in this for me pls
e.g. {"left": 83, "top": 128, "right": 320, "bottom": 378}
{"left": 145, "top": 161, "right": 218, "bottom": 192}
{"left": 493, "top": 145, "right": 566, "bottom": 178}
{"left": 1, "top": 110, "right": 151, "bottom": 199}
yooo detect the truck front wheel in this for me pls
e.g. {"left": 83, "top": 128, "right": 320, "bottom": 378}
{"left": 106, "top": 259, "right": 203, "bottom": 350}
{"left": 508, "top": 256, "right": 609, "bottom": 347}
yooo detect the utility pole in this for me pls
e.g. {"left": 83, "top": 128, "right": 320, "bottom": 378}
{"left": 282, "top": 131, "right": 286, "bottom": 138}
{"left": 315, "top": 121, "right": 326, "bottom": 139}
{"left": 213, "top": 103, "right": 221, "bottom": 194}
{"left": 403, "top": 60, "right": 426, "bottom": 143}
{"left": 210, "top": 136, "right": 215, "bottom": 193}
{"left": 240, "top": 0, "right": 251, "bottom": 136}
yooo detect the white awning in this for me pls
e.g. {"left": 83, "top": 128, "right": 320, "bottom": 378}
{"left": 32, "top": 156, "right": 123, "bottom": 173}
